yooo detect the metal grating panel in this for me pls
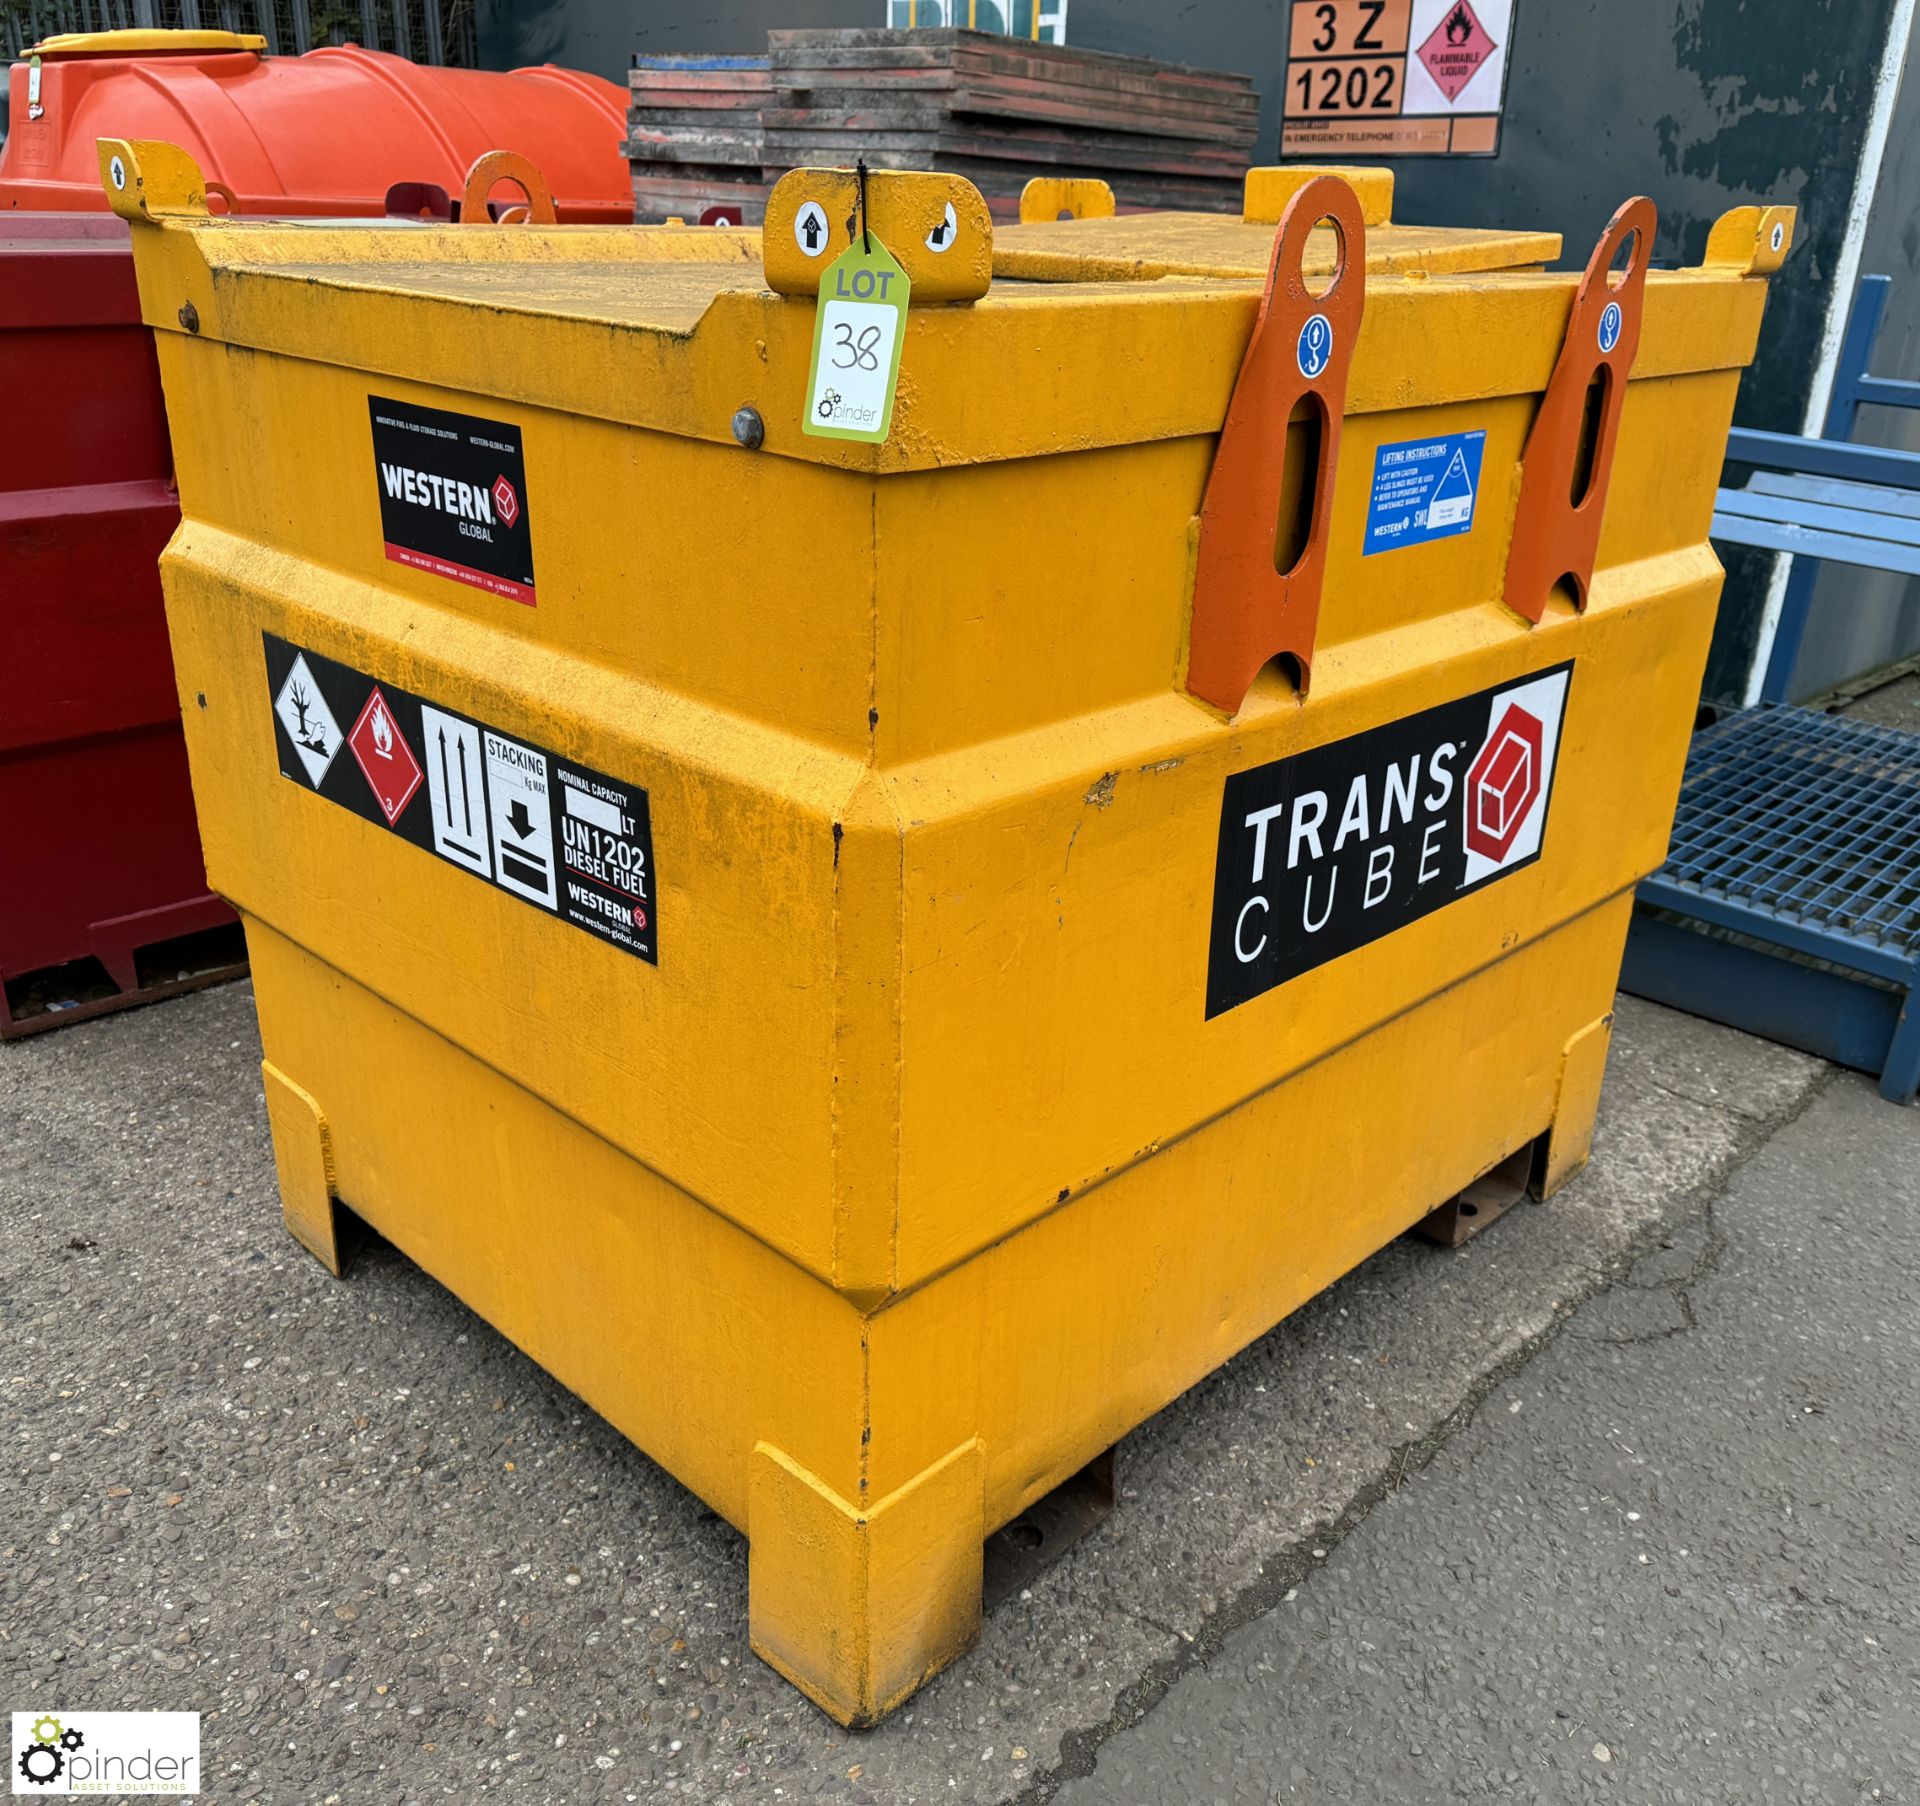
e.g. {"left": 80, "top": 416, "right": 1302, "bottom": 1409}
{"left": 1656, "top": 705, "right": 1920, "bottom": 959}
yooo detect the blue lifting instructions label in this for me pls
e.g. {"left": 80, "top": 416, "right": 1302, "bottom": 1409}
{"left": 1364, "top": 429, "right": 1486, "bottom": 556}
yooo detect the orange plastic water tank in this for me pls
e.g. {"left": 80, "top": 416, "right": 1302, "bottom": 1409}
{"left": 0, "top": 31, "right": 629, "bottom": 221}
{"left": 0, "top": 32, "right": 627, "bottom": 1030}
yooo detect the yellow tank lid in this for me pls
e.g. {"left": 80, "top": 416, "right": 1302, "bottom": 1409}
{"left": 997, "top": 165, "right": 1561, "bottom": 283}
{"left": 29, "top": 29, "right": 267, "bottom": 59}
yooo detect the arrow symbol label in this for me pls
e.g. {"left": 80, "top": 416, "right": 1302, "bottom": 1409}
{"left": 794, "top": 200, "right": 829, "bottom": 258}
{"left": 421, "top": 704, "right": 490, "bottom": 877}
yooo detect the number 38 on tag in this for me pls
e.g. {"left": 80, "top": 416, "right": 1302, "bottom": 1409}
{"left": 803, "top": 235, "right": 911, "bottom": 444}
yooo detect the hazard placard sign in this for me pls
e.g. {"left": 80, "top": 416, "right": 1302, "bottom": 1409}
{"left": 347, "top": 688, "right": 424, "bottom": 825}
{"left": 262, "top": 634, "right": 659, "bottom": 964}
{"left": 1282, "top": 0, "right": 1516, "bottom": 159}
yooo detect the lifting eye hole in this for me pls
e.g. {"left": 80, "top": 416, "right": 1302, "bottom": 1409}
{"left": 485, "top": 181, "right": 535, "bottom": 224}
{"left": 1303, "top": 212, "right": 1344, "bottom": 299}
{"left": 1607, "top": 228, "right": 1639, "bottom": 290}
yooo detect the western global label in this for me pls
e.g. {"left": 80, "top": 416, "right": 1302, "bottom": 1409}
{"left": 263, "top": 634, "right": 656, "bottom": 963}
{"left": 1363, "top": 428, "right": 1485, "bottom": 555}
{"left": 1206, "top": 663, "right": 1572, "bottom": 1018}
{"left": 368, "top": 395, "right": 537, "bottom": 605}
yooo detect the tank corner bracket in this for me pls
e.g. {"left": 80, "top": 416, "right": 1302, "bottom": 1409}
{"left": 764, "top": 166, "right": 992, "bottom": 304}
{"left": 1703, "top": 203, "right": 1797, "bottom": 276}
{"left": 97, "top": 136, "right": 209, "bottom": 223}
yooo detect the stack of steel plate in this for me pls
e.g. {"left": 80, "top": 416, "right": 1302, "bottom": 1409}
{"left": 629, "top": 29, "right": 1258, "bottom": 222}
{"left": 628, "top": 52, "right": 775, "bottom": 223}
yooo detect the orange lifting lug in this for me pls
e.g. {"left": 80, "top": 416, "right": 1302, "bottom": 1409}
{"left": 461, "top": 150, "right": 557, "bottom": 225}
{"left": 1502, "top": 195, "right": 1657, "bottom": 623}
{"left": 1185, "top": 174, "right": 1366, "bottom": 716}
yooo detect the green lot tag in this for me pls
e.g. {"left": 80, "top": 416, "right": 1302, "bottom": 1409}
{"left": 803, "top": 235, "right": 911, "bottom": 444}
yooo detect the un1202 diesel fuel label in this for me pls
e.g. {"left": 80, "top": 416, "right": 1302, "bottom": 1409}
{"left": 264, "top": 634, "right": 657, "bottom": 964}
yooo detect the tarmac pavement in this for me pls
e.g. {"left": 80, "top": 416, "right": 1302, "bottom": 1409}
{"left": 1053, "top": 1069, "right": 1919, "bottom": 1805}
{"left": 4, "top": 977, "right": 1908, "bottom": 1804}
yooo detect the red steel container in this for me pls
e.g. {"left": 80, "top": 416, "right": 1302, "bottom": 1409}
{"left": 0, "top": 32, "right": 630, "bottom": 1032}
{"left": 0, "top": 212, "right": 237, "bottom": 1032}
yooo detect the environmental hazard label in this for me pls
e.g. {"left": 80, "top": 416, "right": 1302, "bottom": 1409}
{"left": 262, "top": 634, "right": 657, "bottom": 964}
{"left": 273, "top": 653, "right": 343, "bottom": 788}
{"left": 1206, "top": 663, "right": 1572, "bottom": 1017}
{"left": 1363, "top": 428, "right": 1486, "bottom": 555}
{"left": 369, "top": 395, "right": 537, "bottom": 606}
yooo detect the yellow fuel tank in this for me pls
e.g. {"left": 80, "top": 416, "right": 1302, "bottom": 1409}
{"left": 107, "top": 138, "right": 1792, "bottom": 1725}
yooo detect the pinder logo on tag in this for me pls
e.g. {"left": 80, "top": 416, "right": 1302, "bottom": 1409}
{"left": 12, "top": 1710, "right": 201, "bottom": 1794}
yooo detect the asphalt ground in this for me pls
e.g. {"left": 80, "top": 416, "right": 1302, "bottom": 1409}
{"left": 6, "top": 979, "right": 1904, "bottom": 1804}
{"left": 1055, "top": 1069, "right": 1920, "bottom": 1805}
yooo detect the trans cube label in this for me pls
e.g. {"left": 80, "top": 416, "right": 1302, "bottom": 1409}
{"left": 263, "top": 635, "right": 657, "bottom": 964}
{"left": 369, "top": 395, "right": 536, "bottom": 605}
{"left": 1206, "top": 664, "right": 1571, "bottom": 1017}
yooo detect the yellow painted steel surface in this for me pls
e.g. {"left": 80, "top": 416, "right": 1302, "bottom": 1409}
{"left": 110, "top": 140, "right": 1790, "bottom": 1725}
{"left": 997, "top": 164, "right": 1560, "bottom": 283}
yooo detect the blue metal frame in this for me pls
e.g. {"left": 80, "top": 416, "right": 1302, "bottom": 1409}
{"left": 1627, "top": 706, "right": 1920, "bottom": 1104}
{"left": 1620, "top": 916, "right": 1907, "bottom": 1079}
{"left": 1627, "top": 278, "right": 1920, "bottom": 1103}
{"left": 1725, "top": 425, "right": 1920, "bottom": 494}
{"left": 1720, "top": 276, "right": 1920, "bottom": 703}
{"left": 1711, "top": 485, "right": 1920, "bottom": 577}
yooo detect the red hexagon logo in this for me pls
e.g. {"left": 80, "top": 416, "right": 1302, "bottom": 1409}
{"left": 1464, "top": 701, "right": 1544, "bottom": 862}
{"left": 492, "top": 475, "right": 521, "bottom": 528}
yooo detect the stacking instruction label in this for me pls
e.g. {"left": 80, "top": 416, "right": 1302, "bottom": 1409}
{"left": 263, "top": 634, "right": 657, "bottom": 964}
